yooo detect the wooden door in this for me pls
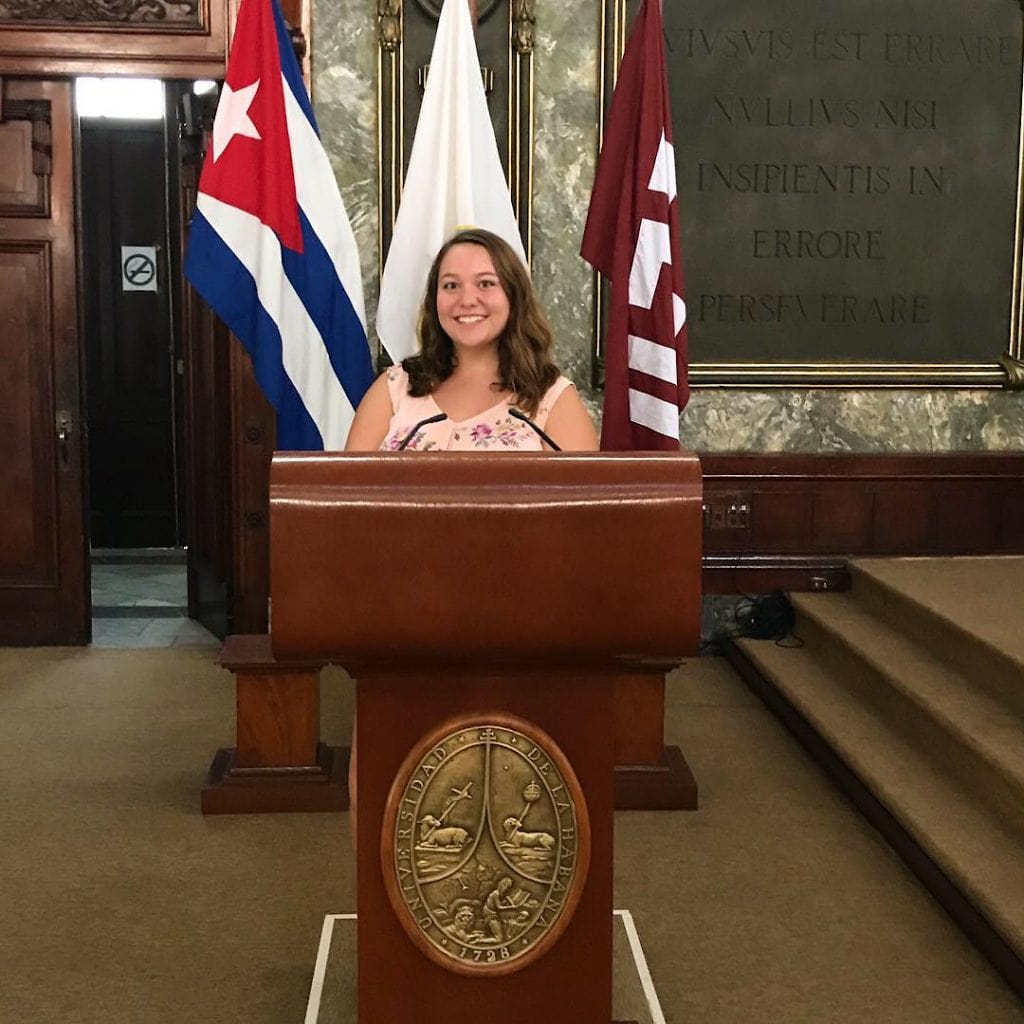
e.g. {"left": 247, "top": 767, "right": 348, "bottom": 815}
{"left": 0, "top": 79, "right": 87, "bottom": 644}
{"left": 173, "top": 82, "right": 232, "bottom": 639}
{"left": 81, "top": 119, "right": 177, "bottom": 548}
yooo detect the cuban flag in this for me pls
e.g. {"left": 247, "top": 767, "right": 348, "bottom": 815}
{"left": 184, "top": 0, "right": 373, "bottom": 450}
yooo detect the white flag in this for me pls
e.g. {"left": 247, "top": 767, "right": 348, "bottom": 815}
{"left": 376, "top": 0, "right": 526, "bottom": 363}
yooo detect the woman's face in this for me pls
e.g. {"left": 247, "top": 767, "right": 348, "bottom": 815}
{"left": 435, "top": 243, "right": 511, "bottom": 354}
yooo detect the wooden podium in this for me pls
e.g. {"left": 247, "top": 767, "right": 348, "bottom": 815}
{"left": 269, "top": 452, "right": 701, "bottom": 1024}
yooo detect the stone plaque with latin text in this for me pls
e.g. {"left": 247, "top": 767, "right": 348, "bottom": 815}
{"left": 658, "top": 0, "right": 1024, "bottom": 382}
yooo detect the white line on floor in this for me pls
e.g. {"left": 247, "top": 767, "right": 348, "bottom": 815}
{"left": 305, "top": 910, "right": 664, "bottom": 1024}
{"left": 615, "top": 908, "right": 667, "bottom": 1024}
{"left": 304, "top": 913, "right": 356, "bottom": 1024}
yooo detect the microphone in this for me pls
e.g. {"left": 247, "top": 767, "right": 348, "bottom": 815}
{"left": 508, "top": 408, "right": 562, "bottom": 451}
{"left": 397, "top": 412, "right": 447, "bottom": 450}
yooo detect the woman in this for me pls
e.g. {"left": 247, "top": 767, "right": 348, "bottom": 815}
{"left": 344, "top": 228, "right": 598, "bottom": 835}
{"left": 344, "top": 227, "right": 599, "bottom": 453}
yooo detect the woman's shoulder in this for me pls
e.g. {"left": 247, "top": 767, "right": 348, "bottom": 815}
{"left": 537, "top": 375, "right": 574, "bottom": 420}
{"left": 384, "top": 363, "right": 411, "bottom": 409}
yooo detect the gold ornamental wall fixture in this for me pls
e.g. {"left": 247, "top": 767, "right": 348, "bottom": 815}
{"left": 404, "top": 0, "right": 533, "bottom": 54}
{"left": 381, "top": 713, "right": 590, "bottom": 975}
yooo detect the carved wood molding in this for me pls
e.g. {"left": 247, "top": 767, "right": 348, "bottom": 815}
{"left": 0, "top": 0, "right": 199, "bottom": 25}
{"left": 286, "top": 20, "right": 305, "bottom": 63}
{"left": 0, "top": 97, "right": 51, "bottom": 177}
{"left": 0, "top": 0, "right": 224, "bottom": 77}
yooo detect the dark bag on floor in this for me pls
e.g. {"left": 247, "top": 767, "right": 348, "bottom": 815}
{"left": 735, "top": 591, "right": 795, "bottom": 640}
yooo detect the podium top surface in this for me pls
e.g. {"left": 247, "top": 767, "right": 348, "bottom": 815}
{"left": 269, "top": 451, "right": 702, "bottom": 667}
{"left": 271, "top": 448, "right": 699, "bottom": 484}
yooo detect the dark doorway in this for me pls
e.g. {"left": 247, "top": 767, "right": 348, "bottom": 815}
{"left": 76, "top": 77, "right": 227, "bottom": 645}
{"left": 80, "top": 114, "right": 180, "bottom": 548}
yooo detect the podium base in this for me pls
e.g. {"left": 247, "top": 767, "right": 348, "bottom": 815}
{"left": 305, "top": 911, "right": 657, "bottom": 1023}
{"left": 201, "top": 743, "right": 349, "bottom": 814}
{"left": 614, "top": 745, "right": 698, "bottom": 810}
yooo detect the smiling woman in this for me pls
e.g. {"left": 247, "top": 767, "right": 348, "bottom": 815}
{"left": 346, "top": 228, "right": 598, "bottom": 453}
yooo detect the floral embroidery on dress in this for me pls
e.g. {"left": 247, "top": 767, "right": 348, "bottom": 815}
{"left": 383, "top": 428, "right": 440, "bottom": 451}
{"left": 464, "top": 415, "right": 531, "bottom": 449}
{"left": 380, "top": 368, "right": 571, "bottom": 451}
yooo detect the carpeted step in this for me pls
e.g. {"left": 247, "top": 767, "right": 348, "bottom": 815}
{"left": 733, "top": 635, "right": 1024, "bottom": 956}
{"left": 789, "top": 591, "right": 1024, "bottom": 838}
{"left": 847, "top": 557, "right": 1024, "bottom": 717}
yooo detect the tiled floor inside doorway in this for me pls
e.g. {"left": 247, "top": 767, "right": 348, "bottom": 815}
{"left": 91, "top": 549, "right": 219, "bottom": 649}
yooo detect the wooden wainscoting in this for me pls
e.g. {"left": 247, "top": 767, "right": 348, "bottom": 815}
{"left": 701, "top": 454, "right": 1024, "bottom": 593}
{"left": 180, "top": 450, "right": 1024, "bottom": 629}
{"left": 217, "top": 452, "right": 1024, "bottom": 629}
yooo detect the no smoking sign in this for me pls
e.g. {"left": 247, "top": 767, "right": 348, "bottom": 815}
{"left": 121, "top": 246, "right": 158, "bottom": 292}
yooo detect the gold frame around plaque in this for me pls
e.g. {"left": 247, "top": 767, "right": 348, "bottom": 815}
{"left": 376, "top": 0, "right": 533, "bottom": 289}
{"left": 380, "top": 712, "right": 591, "bottom": 977}
{"left": 593, "top": 0, "right": 1024, "bottom": 389}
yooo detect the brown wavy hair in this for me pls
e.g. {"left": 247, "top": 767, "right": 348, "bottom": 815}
{"left": 401, "top": 228, "right": 559, "bottom": 417}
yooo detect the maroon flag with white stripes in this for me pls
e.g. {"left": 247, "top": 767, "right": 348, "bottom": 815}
{"left": 581, "top": 0, "right": 688, "bottom": 450}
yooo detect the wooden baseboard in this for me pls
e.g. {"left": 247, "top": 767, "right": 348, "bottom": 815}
{"left": 201, "top": 743, "right": 349, "bottom": 814}
{"left": 614, "top": 746, "right": 698, "bottom": 811}
{"left": 703, "top": 554, "right": 851, "bottom": 594}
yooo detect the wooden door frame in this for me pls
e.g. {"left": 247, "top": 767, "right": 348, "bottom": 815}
{"left": 1, "top": 0, "right": 315, "bottom": 641}
{"left": 0, "top": 78, "right": 89, "bottom": 644}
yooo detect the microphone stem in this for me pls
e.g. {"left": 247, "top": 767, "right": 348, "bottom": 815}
{"left": 509, "top": 409, "right": 562, "bottom": 451}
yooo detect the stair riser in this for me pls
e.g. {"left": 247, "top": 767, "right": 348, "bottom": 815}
{"left": 795, "top": 611, "right": 1024, "bottom": 838}
{"left": 730, "top": 639, "right": 1024, "bottom": 990}
{"left": 749, "top": 647, "right": 1024, "bottom": 947}
{"left": 848, "top": 566, "right": 1024, "bottom": 718}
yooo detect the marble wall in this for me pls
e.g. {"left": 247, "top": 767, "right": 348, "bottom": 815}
{"left": 310, "top": 0, "right": 379, "bottom": 336}
{"left": 311, "top": 0, "right": 1024, "bottom": 453}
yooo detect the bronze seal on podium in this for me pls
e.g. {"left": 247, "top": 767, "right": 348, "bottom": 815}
{"left": 381, "top": 713, "right": 591, "bottom": 975}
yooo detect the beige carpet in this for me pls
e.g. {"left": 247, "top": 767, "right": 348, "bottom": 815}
{"left": 853, "top": 556, "right": 1024, "bottom": 663}
{"left": 732, "top": 554, "right": 1024, "bottom": 995}
{"left": 0, "top": 646, "right": 1020, "bottom": 1024}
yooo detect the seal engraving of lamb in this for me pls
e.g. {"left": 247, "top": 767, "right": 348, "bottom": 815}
{"left": 502, "top": 816, "right": 555, "bottom": 850}
{"left": 417, "top": 814, "right": 471, "bottom": 850}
